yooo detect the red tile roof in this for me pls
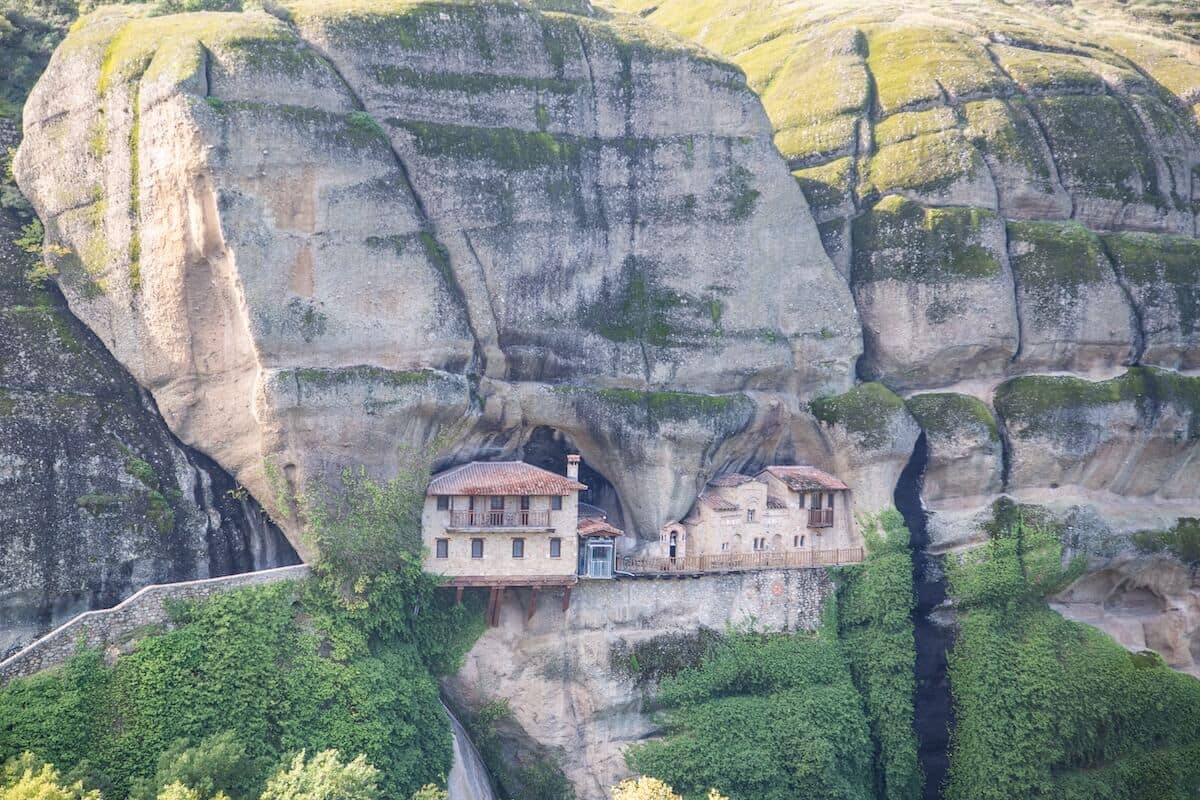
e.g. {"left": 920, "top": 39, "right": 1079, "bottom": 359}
{"left": 760, "top": 466, "right": 848, "bottom": 492}
{"left": 766, "top": 496, "right": 787, "bottom": 509}
{"left": 578, "top": 517, "right": 623, "bottom": 538}
{"left": 699, "top": 493, "right": 739, "bottom": 512}
{"left": 427, "top": 461, "right": 586, "bottom": 496}
{"left": 707, "top": 473, "right": 756, "bottom": 487}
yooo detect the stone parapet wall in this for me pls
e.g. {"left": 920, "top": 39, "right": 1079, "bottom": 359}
{"left": 0, "top": 564, "right": 310, "bottom": 685}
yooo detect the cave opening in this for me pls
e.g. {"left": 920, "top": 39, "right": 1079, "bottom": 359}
{"left": 520, "top": 426, "right": 626, "bottom": 531}
{"left": 895, "top": 432, "right": 954, "bottom": 800}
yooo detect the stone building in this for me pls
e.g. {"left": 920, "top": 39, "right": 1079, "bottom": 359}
{"left": 658, "top": 466, "right": 858, "bottom": 560}
{"left": 422, "top": 456, "right": 621, "bottom": 582}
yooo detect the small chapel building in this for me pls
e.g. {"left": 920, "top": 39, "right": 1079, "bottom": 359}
{"left": 421, "top": 455, "right": 620, "bottom": 582}
{"left": 658, "top": 466, "right": 858, "bottom": 561}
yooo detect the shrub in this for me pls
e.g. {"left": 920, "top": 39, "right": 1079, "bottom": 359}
{"left": 259, "top": 751, "right": 378, "bottom": 800}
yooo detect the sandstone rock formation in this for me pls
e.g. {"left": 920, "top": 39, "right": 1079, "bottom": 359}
{"left": 0, "top": 117, "right": 296, "bottom": 658}
{"left": 444, "top": 568, "right": 833, "bottom": 799}
{"left": 14, "top": 0, "right": 862, "bottom": 551}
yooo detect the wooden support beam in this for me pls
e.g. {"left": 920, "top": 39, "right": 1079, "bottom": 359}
{"left": 526, "top": 587, "right": 538, "bottom": 622}
{"left": 455, "top": 586, "right": 464, "bottom": 606}
{"left": 492, "top": 586, "right": 506, "bottom": 627}
{"left": 485, "top": 587, "right": 499, "bottom": 627}
{"left": 561, "top": 585, "right": 572, "bottom": 612}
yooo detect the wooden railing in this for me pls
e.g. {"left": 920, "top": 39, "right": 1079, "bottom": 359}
{"left": 617, "top": 547, "right": 864, "bottom": 574}
{"left": 448, "top": 510, "right": 551, "bottom": 528}
{"left": 808, "top": 508, "right": 834, "bottom": 528}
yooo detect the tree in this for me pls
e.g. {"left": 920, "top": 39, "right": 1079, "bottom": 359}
{"left": 259, "top": 751, "right": 378, "bottom": 800}
{"left": 1, "top": 754, "right": 100, "bottom": 800}
{"left": 156, "top": 782, "right": 231, "bottom": 800}
{"left": 132, "top": 731, "right": 260, "bottom": 800}
{"left": 610, "top": 777, "right": 729, "bottom": 800}
{"left": 407, "top": 786, "right": 446, "bottom": 800}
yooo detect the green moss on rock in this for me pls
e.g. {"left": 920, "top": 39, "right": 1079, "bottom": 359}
{"left": 394, "top": 119, "right": 578, "bottom": 170}
{"left": 907, "top": 392, "right": 1000, "bottom": 442}
{"left": 994, "top": 367, "right": 1200, "bottom": 440}
{"left": 810, "top": 382, "right": 907, "bottom": 448}
{"left": 963, "top": 97, "right": 1051, "bottom": 181}
{"left": 874, "top": 107, "right": 956, "bottom": 147}
{"left": 852, "top": 195, "right": 1001, "bottom": 285}
{"left": 1007, "top": 220, "right": 1107, "bottom": 291}
{"left": 1102, "top": 231, "right": 1200, "bottom": 336}
{"left": 1033, "top": 94, "right": 1160, "bottom": 204}
{"left": 581, "top": 255, "right": 723, "bottom": 347}
{"left": 792, "top": 157, "right": 852, "bottom": 214}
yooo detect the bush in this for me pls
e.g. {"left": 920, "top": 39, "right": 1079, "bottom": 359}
{"left": 626, "top": 630, "right": 874, "bottom": 800}
{"left": 259, "top": 751, "right": 377, "bottom": 800}
{"left": 1, "top": 753, "right": 101, "bottom": 800}
{"left": 835, "top": 510, "right": 920, "bottom": 800}
{"left": 945, "top": 520, "right": 1200, "bottom": 800}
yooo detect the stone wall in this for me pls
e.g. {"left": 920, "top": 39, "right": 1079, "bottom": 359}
{"left": 0, "top": 564, "right": 310, "bottom": 685}
{"left": 445, "top": 567, "right": 835, "bottom": 799}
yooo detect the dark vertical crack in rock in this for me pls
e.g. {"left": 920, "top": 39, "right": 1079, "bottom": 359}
{"left": 1097, "top": 235, "right": 1148, "bottom": 364}
{"left": 895, "top": 433, "right": 954, "bottom": 800}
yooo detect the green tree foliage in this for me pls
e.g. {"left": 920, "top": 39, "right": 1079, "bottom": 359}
{"left": 130, "top": 731, "right": 263, "bottom": 800}
{"left": 156, "top": 782, "right": 228, "bottom": 800}
{"left": 299, "top": 464, "right": 427, "bottom": 581}
{"left": 0, "top": 577, "right": 470, "bottom": 800}
{"left": 259, "top": 751, "right": 377, "bottom": 800}
{"left": 945, "top": 520, "right": 1200, "bottom": 800}
{"left": 835, "top": 510, "right": 920, "bottom": 800}
{"left": 626, "top": 629, "right": 874, "bottom": 800}
{"left": 408, "top": 786, "right": 447, "bottom": 800}
{"left": 2, "top": 753, "right": 101, "bottom": 800}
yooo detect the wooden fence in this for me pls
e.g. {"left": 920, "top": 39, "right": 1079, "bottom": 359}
{"left": 617, "top": 547, "right": 865, "bottom": 574}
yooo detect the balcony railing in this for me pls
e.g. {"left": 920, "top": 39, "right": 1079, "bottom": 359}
{"left": 448, "top": 510, "right": 551, "bottom": 529}
{"left": 808, "top": 508, "right": 834, "bottom": 528}
{"left": 618, "top": 547, "right": 864, "bottom": 574}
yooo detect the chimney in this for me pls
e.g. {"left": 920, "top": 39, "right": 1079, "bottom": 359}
{"left": 566, "top": 454, "right": 581, "bottom": 481}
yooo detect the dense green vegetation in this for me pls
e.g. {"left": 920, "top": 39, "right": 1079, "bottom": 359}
{"left": 460, "top": 700, "right": 574, "bottom": 800}
{"left": 0, "top": 457, "right": 486, "bottom": 800}
{"left": 945, "top": 519, "right": 1200, "bottom": 800}
{"left": 626, "top": 627, "right": 876, "bottom": 800}
{"left": 835, "top": 510, "right": 920, "bottom": 800}
{"left": 624, "top": 513, "right": 921, "bottom": 800}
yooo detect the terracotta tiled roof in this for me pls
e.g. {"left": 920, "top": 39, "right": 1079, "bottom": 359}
{"left": 766, "top": 496, "right": 787, "bottom": 509}
{"left": 699, "top": 493, "right": 739, "bottom": 512}
{"left": 578, "top": 517, "right": 623, "bottom": 538}
{"left": 760, "top": 465, "right": 849, "bottom": 492}
{"left": 707, "top": 473, "right": 756, "bottom": 487}
{"left": 427, "top": 461, "right": 586, "bottom": 496}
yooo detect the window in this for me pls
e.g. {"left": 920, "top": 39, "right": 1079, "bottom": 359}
{"left": 798, "top": 493, "right": 806, "bottom": 508}
{"left": 551, "top": 495, "right": 563, "bottom": 511}
{"left": 746, "top": 509, "right": 756, "bottom": 523}
{"left": 471, "top": 538, "right": 484, "bottom": 559}
{"left": 436, "top": 496, "right": 449, "bottom": 511}
{"left": 435, "top": 538, "right": 449, "bottom": 558}
{"left": 811, "top": 493, "right": 821, "bottom": 509}
{"left": 512, "top": 538, "right": 525, "bottom": 559}
{"left": 794, "top": 534, "right": 804, "bottom": 547}
{"left": 828, "top": 493, "right": 836, "bottom": 508}
{"left": 721, "top": 541, "right": 730, "bottom": 552}
{"left": 469, "top": 495, "right": 478, "bottom": 510}
{"left": 753, "top": 537, "right": 766, "bottom": 551}
{"left": 520, "top": 495, "right": 531, "bottom": 510}
{"left": 490, "top": 495, "right": 505, "bottom": 510}
{"left": 549, "top": 537, "right": 561, "bottom": 558}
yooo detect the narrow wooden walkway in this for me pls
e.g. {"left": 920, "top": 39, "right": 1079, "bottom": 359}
{"left": 617, "top": 547, "right": 864, "bottom": 576}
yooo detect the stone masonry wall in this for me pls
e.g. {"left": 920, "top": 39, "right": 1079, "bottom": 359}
{"left": 0, "top": 564, "right": 310, "bottom": 685}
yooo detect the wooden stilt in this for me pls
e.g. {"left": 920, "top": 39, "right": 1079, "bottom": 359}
{"left": 492, "top": 586, "right": 506, "bottom": 626}
{"left": 526, "top": 587, "right": 538, "bottom": 622}
{"left": 561, "top": 585, "right": 572, "bottom": 612}
{"left": 455, "top": 586, "right": 464, "bottom": 606}
{"left": 485, "top": 587, "right": 499, "bottom": 627}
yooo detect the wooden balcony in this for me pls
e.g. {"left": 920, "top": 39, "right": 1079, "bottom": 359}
{"left": 808, "top": 508, "right": 834, "bottom": 528}
{"left": 448, "top": 510, "right": 551, "bottom": 529}
{"left": 617, "top": 547, "right": 864, "bottom": 574}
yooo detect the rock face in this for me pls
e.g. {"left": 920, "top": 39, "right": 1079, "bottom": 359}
{"left": 1052, "top": 555, "right": 1200, "bottom": 677}
{"left": 14, "top": 1, "right": 862, "bottom": 550}
{"left": 616, "top": 0, "right": 1200, "bottom": 389}
{"left": 443, "top": 568, "right": 833, "bottom": 799}
{"left": 0, "top": 117, "right": 297, "bottom": 658}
